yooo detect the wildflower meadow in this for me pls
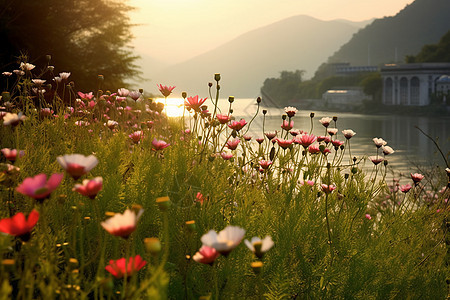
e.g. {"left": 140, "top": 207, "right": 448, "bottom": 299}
{"left": 0, "top": 60, "right": 449, "bottom": 299}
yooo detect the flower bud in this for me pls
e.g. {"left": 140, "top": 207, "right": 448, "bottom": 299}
{"left": 228, "top": 96, "right": 234, "bottom": 103}
{"left": 351, "top": 167, "right": 358, "bottom": 174}
{"left": 69, "top": 258, "right": 79, "bottom": 269}
{"left": 310, "top": 112, "right": 315, "bottom": 118}
{"left": 344, "top": 173, "right": 349, "bottom": 180}
{"left": 182, "top": 91, "right": 187, "bottom": 99}
{"left": 256, "top": 97, "right": 261, "bottom": 104}
{"left": 282, "top": 114, "right": 287, "bottom": 120}
{"left": 156, "top": 196, "right": 171, "bottom": 211}
{"left": 46, "top": 55, "right": 52, "bottom": 62}
{"left": 214, "top": 73, "right": 221, "bottom": 82}
{"left": 208, "top": 82, "right": 213, "bottom": 87}
{"left": 251, "top": 261, "right": 263, "bottom": 274}
{"left": 98, "top": 74, "right": 104, "bottom": 81}
{"left": 2, "top": 259, "right": 15, "bottom": 272}
{"left": 333, "top": 116, "right": 338, "bottom": 122}
{"left": 262, "top": 110, "right": 267, "bottom": 115}
{"left": 144, "top": 237, "right": 161, "bottom": 254}
{"left": 384, "top": 160, "right": 388, "bottom": 166}
{"left": 229, "top": 109, "right": 234, "bottom": 114}
{"left": 47, "top": 66, "right": 55, "bottom": 72}
{"left": 185, "top": 220, "right": 196, "bottom": 232}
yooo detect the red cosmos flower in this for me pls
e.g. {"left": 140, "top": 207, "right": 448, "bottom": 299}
{"left": 284, "top": 106, "right": 298, "bottom": 118}
{"left": 281, "top": 120, "right": 293, "bottom": 131}
{"left": 226, "top": 139, "right": 240, "bottom": 150}
{"left": 16, "top": 173, "right": 64, "bottom": 202}
{"left": 152, "top": 138, "right": 170, "bottom": 151}
{"left": 193, "top": 245, "right": 220, "bottom": 265}
{"left": 129, "top": 131, "right": 144, "bottom": 144}
{"left": 331, "top": 140, "right": 344, "bottom": 147}
{"left": 228, "top": 119, "right": 247, "bottom": 131}
{"left": 243, "top": 135, "right": 252, "bottom": 141}
{"left": 321, "top": 184, "right": 336, "bottom": 194}
{"left": 157, "top": 84, "right": 175, "bottom": 97}
{"left": 73, "top": 177, "right": 103, "bottom": 199}
{"left": 216, "top": 114, "right": 230, "bottom": 124}
{"left": 0, "top": 210, "right": 39, "bottom": 241}
{"left": 294, "top": 134, "right": 317, "bottom": 148}
{"left": 411, "top": 173, "right": 424, "bottom": 184}
{"left": 290, "top": 129, "right": 304, "bottom": 136}
{"left": 220, "top": 152, "right": 233, "bottom": 160}
{"left": 327, "top": 128, "right": 338, "bottom": 136}
{"left": 259, "top": 160, "right": 272, "bottom": 170}
{"left": 1, "top": 148, "right": 25, "bottom": 162}
{"left": 400, "top": 184, "right": 412, "bottom": 193}
{"left": 321, "top": 147, "right": 331, "bottom": 154}
{"left": 276, "top": 138, "right": 293, "bottom": 149}
{"left": 255, "top": 138, "right": 264, "bottom": 144}
{"left": 77, "top": 91, "right": 94, "bottom": 100}
{"left": 308, "top": 144, "right": 320, "bottom": 154}
{"left": 319, "top": 117, "right": 332, "bottom": 128}
{"left": 57, "top": 154, "right": 99, "bottom": 180}
{"left": 105, "top": 255, "right": 147, "bottom": 279}
{"left": 184, "top": 95, "right": 207, "bottom": 112}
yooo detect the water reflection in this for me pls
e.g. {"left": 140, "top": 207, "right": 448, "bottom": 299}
{"left": 159, "top": 97, "right": 449, "bottom": 174}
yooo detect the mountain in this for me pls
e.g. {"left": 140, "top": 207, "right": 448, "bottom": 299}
{"left": 326, "top": 0, "right": 450, "bottom": 66}
{"left": 149, "top": 15, "right": 366, "bottom": 98}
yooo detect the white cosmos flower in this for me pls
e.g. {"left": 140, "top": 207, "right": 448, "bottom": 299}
{"left": 101, "top": 208, "right": 143, "bottom": 238}
{"left": 20, "top": 62, "right": 35, "bottom": 71}
{"left": 244, "top": 236, "right": 274, "bottom": 258}
{"left": 373, "top": 137, "right": 387, "bottom": 148}
{"left": 57, "top": 154, "right": 98, "bottom": 179}
{"left": 382, "top": 145, "right": 395, "bottom": 155}
{"left": 201, "top": 225, "right": 246, "bottom": 255}
{"left": 319, "top": 117, "right": 332, "bottom": 127}
{"left": 342, "top": 129, "right": 356, "bottom": 139}
{"left": 2, "top": 112, "right": 26, "bottom": 126}
{"left": 327, "top": 128, "right": 338, "bottom": 136}
{"left": 59, "top": 72, "right": 71, "bottom": 80}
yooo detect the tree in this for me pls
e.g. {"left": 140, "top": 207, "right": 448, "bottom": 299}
{"left": 405, "top": 30, "right": 450, "bottom": 63}
{"left": 261, "top": 70, "right": 304, "bottom": 105}
{"left": 0, "top": 0, "right": 139, "bottom": 91}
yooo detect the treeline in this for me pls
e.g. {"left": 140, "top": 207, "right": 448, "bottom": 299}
{"left": 0, "top": 0, "right": 139, "bottom": 91}
{"left": 261, "top": 70, "right": 381, "bottom": 106}
{"left": 406, "top": 30, "right": 450, "bottom": 63}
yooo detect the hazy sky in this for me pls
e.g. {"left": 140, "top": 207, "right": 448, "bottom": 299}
{"left": 129, "top": 0, "right": 414, "bottom": 64}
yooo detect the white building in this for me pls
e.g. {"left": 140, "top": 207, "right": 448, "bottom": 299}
{"left": 381, "top": 63, "right": 450, "bottom": 106}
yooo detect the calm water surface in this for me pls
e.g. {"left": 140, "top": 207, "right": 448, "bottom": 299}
{"left": 162, "top": 97, "right": 450, "bottom": 174}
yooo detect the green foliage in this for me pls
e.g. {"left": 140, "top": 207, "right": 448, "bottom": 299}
{"left": 406, "top": 30, "right": 450, "bottom": 63}
{"left": 0, "top": 0, "right": 139, "bottom": 91}
{"left": 261, "top": 70, "right": 304, "bottom": 105}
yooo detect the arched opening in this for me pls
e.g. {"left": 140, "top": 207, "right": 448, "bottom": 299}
{"left": 385, "top": 77, "right": 393, "bottom": 104}
{"left": 400, "top": 77, "right": 408, "bottom": 105}
{"left": 410, "top": 77, "right": 420, "bottom": 105}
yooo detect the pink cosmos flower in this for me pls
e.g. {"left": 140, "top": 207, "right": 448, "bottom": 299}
{"left": 294, "top": 134, "right": 317, "bottom": 148}
{"left": 290, "top": 129, "right": 304, "bottom": 136}
{"left": 321, "top": 147, "right": 331, "bottom": 154}
{"left": 276, "top": 138, "right": 293, "bottom": 149}
{"left": 382, "top": 146, "right": 395, "bottom": 155}
{"left": 57, "top": 154, "right": 99, "bottom": 180}
{"left": 321, "top": 184, "right": 336, "bottom": 194}
{"left": 368, "top": 156, "right": 384, "bottom": 165}
{"left": 77, "top": 91, "right": 94, "bottom": 100}
{"left": 259, "top": 160, "right": 272, "bottom": 170}
{"left": 157, "top": 84, "right": 175, "bottom": 97}
{"left": 228, "top": 119, "right": 247, "bottom": 131}
{"left": 243, "top": 135, "right": 252, "bottom": 141}
{"left": 216, "top": 114, "right": 230, "bottom": 124}
{"left": 3, "top": 112, "right": 27, "bottom": 126}
{"left": 117, "top": 88, "right": 130, "bottom": 97}
{"left": 331, "top": 140, "right": 344, "bottom": 148}
{"left": 129, "top": 131, "right": 144, "bottom": 144}
{"left": 264, "top": 131, "right": 277, "bottom": 140}
{"left": 201, "top": 226, "right": 246, "bottom": 256}
{"left": 226, "top": 139, "right": 240, "bottom": 150}
{"left": 300, "top": 180, "right": 315, "bottom": 186}
{"left": 152, "top": 139, "right": 170, "bottom": 151}
{"left": 365, "top": 214, "right": 372, "bottom": 220}
{"left": 196, "top": 192, "right": 205, "bottom": 205}
{"left": 16, "top": 173, "right": 64, "bottom": 202}
{"left": 0, "top": 210, "right": 39, "bottom": 241}
{"left": 284, "top": 106, "right": 298, "bottom": 118}
{"left": 105, "top": 255, "right": 147, "bottom": 279}
{"left": 184, "top": 95, "right": 207, "bottom": 112}
{"left": 1, "top": 148, "right": 25, "bottom": 162}
{"left": 73, "top": 177, "right": 103, "bottom": 199}
{"left": 400, "top": 184, "right": 412, "bottom": 193}
{"left": 308, "top": 144, "right": 321, "bottom": 154}
{"left": 255, "top": 138, "right": 264, "bottom": 144}
{"left": 128, "top": 91, "right": 141, "bottom": 101}
{"left": 411, "top": 173, "right": 424, "bottom": 184}
{"left": 220, "top": 152, "right": 233, "bottom": 160}
{"left": 317, "top": 136, "right": 330, "bottom": 143}
{"left": 281, "top": 120, "right": 294, "bottom": 131}
{"left": 193, "top": 245, "right": 220, "bottom": 265}
{"left": 101, "top": 208, "right": 143, "bottom": 238}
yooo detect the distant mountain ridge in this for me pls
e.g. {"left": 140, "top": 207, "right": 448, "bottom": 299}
{"left": 326, "top": 0, "right": 450, "bottom": 66}
{"left": 149, "top": 15, "right": 368, "bottom": 97}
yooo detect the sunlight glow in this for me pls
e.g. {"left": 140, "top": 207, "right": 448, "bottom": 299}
{"left": 155, "top": 98, "right": 186, "bottom": 118}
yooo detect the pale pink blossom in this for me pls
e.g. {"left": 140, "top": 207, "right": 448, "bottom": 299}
{"left": 16, "top": 173, "right": 64, "bottom": 202}
{"left": 193, "top": 245, "right": 220, "bottom": 265}
{"left": 57, "top": 154, "right": 99, "bottom": 180}
{"left": 73, "top": 177, "right": 103, "bottom": 199}
{"left": 101, "top": 208, "right": 143, "bottom": 238}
